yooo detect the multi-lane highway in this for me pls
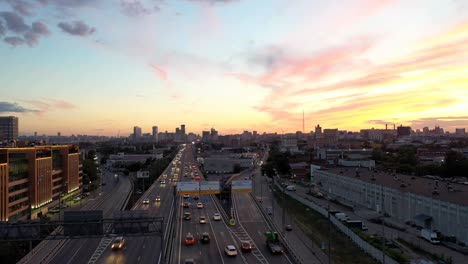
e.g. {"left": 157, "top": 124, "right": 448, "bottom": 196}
{"left": 173, "top": 146, "right": 244, "bottom": 264}
{"left": 19, "top": 167, "right": 132, "bottom": 264}
{"left": 96, "top": 146, "right": 184, "bottom": 264}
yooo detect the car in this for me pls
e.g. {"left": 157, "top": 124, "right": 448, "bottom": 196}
{"left": 193, "top": 195, "right": 199, "bottom": 200}
{"left": 183, "top": 202, "right": 190, "bottom": 208}
{"left": 162, "top": 174, "right": 167, "bottom": 179}
{"left": 111, "top": 236, "right": 125, "bottom": 250}
{"left": 285, "top": 185, "right": 296, "bottom": 191}
{"left": 49, "top": 208, "right": 60, "bottom": 214}
{"left": 184, "top": 212, "right": 191, "bottom": 220}
{"left": 285, "top": 224, "right": 293, "bottom": 231}
{"left": 142, "top": 198, "right": 150, "bottom": 204}
{"left": 196, "top": 202, "right": 203, "bottom": 209}
{"left": 136, "top": 189, "right": 143, "bottom": 195}
{"left": 160, "top": 180, "right": 166, "bottom": 184}
{"left": 213, "top": 213, "right": 221, "bottom": 221}
{"left": 224, "top": 245, "right": 238, "bottom": 256}
{"left": 200, "top": 232, "right": 210, "bottom": 244}
{"left": 155, "top": 196, "right": 161, "bottom": 202}
{"left": 185, "top": 233, "right": 195, "bottom": 245}
{"left": 184, "top": 259, "right": 195, "bottom": 264}
{"left": 240, "top": 241, "right": 253, "bottom": 252}
{"left": 183, "top": 194, "right": 190, "bottom": 199}
{"left": 199, "top": 216, "right": 206, "bottom": 224}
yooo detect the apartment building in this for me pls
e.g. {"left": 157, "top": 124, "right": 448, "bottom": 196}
{"left": 0, "top": 145, "right": 82, "bottom": 221}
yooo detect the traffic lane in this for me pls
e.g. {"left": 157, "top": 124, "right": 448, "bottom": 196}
{"left": 49, "top": 238, "right": 101, "bottom": 264}
{"left": 234, "top": 193, "right": 290, "bottom": 264}
{"left": 50, "top": 176, "right": 132, "bottom": 264}
{"left": 202, "top": 196, "right": 245, "bottom": 264}
{"left": 101, "top": 188, "right": 172, "bottom": 264}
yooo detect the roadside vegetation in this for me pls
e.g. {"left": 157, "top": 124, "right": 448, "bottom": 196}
{"left": 272, "top": 187, "right": 377, "bottom": 264}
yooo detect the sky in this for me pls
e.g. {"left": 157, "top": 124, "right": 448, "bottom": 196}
{"left": 0, "top": 0, "right": 467, "bottom": 136}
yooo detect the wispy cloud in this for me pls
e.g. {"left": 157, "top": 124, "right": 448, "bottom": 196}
{"left": 149, "top": 64, "right": 168, "bottom": 81}
{"left": 19, "top": 98, "right": 77, "bottom": 114}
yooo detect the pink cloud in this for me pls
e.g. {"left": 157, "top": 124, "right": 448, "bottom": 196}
{"left": 149, "top": 64, "right": 168, "bottom": 81}
{"left": 20, "top": 98, "right": 77, "bottom": 115}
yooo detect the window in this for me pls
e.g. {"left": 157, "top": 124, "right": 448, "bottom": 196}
{"left": 8, "top": 159, "right": 29, "bottom": 182}
{"left": 9, "top": 182, "right": 29, "bottom": 193}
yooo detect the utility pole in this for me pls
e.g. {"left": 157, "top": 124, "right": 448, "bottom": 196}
{"left": 328, "top": 188, "right": 331, "bottom": 264}
{"left": 282, "top": 184, "right": 286, "bottom": 233}
{"left": 381, "top": 184, "right": 386, "bottom": 264}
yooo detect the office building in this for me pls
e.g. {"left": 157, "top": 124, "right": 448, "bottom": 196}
{"left": 133, "top": 126, "right": 142, "bottom": 141}
{"left": 397, "top": 125, "right": 411, "bottom": 137}
{"left": 211, "top": 128, "right": 218, "bottom": 142}
{"left": 0, "top": 116, "right": 19, "bottom": 141}
{"left": 202, "top": 131, "right": 210, "bottom": 142}
{"left": 0, "top": 145, "right": 82, "bottom": 221}
{"left": 152, "top": 126, "right": 158, "bottom": 142}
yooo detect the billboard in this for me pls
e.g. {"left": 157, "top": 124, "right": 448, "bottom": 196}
{"left": 200, "top": 181, "right": 220, "bottom": 194}
{"left": 137, "top": 171, "right": 150, "bottom": 179}
{"left": 176, "top": 182, "right": 200, "bottom": 194}
{"left": 231, "top": 180, "right": 252, "bottom": 193}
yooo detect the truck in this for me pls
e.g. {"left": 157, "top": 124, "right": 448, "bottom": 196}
{"left": 420, "top": 229, "right": 440, "bottom": 244}
{"left": 334, "top": 212, "right": 349, "bottom": 221}
{"left": 345, "top": 220, "right": 368, "bottom": 231}
{"left": 264, "top": 231, "right": 284, "bottom": 254}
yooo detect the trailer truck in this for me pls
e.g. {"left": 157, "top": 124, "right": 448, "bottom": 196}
{"left": 265, "top": 231, "right": 284, "bottom": 254}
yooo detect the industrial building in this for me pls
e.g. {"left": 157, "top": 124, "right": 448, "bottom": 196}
{"left": 313, "top": 168, "right": 468, "bottom": 245}
{"left": 0, "top": 145, "right": 82, "bottom": 221}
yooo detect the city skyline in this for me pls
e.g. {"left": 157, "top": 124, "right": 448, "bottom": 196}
{"left": 1, "top": 0, "right": 468, "bottom": 136}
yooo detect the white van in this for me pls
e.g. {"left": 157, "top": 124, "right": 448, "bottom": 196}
{"left": 285, "top": 185, "right": 296, "bottom": 191}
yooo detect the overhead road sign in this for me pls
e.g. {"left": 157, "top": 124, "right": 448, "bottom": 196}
{"left": 232, "top": 180, "right": 252, "bottom": 193}
{"left": 176, "top": 182, "right": 200, "bottom": 195}
{"left": 137, "top": 171, "right": 150, "bottom": 179}
{"left": 200, "top": 181, "right": 220, "bottom": 194}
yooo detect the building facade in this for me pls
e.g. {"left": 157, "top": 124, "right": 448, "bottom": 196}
{"left": 313, "top": 170, "right": 468, "bottom": 245}
{"left": 0, "top": 116, "right": 19, "bottom": 141}
{"left": 0, "top": 145, "right": 81, "bottom": 221}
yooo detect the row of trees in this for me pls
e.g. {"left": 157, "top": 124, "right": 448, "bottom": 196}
{"left": 261, "top": 146, "right": 291, "bottom": 177}
{"left": 372, "top": 147, "right": 468, "bottom": 177}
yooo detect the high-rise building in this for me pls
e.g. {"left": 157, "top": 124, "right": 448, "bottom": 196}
{"left": 210, "top": 128, "right": 218, "bottom": 141}
{"left": 181, "top": 124, "right": 186, "bottom": 135}
{"left": 202, "top": 131, "right": 210, "bottom": 142}
{"left": 0, "top": 116, "right": 19, "bottom": 141}
{"left": 133, "top": 126, "right": 142, "bottom": 141}
{"left": 152, "top": 126, "right": 158, "bottom": 142}
{"left": 0, "top": 145, "right": 82, "bottom": 221}
{"left": 315, "top": 124, "right": 322, "bottom": 139}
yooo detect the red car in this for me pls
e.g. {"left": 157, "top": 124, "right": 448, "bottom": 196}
{"left": 185, "top": 233, "right": 195, "bottom": 245}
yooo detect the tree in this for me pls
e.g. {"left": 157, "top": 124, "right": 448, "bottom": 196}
{"left": 441, "top": 151, "right": 468, "bottom": 177}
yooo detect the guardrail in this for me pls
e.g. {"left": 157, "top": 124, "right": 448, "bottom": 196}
{"left": 163, "top": 196, "right": 177, "bottom": 264}
{"left": 249, "top": 192, "right": 303, "bottom": 264}
{"left": 274, "top": 182, "right": 399, "bottom": 264}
